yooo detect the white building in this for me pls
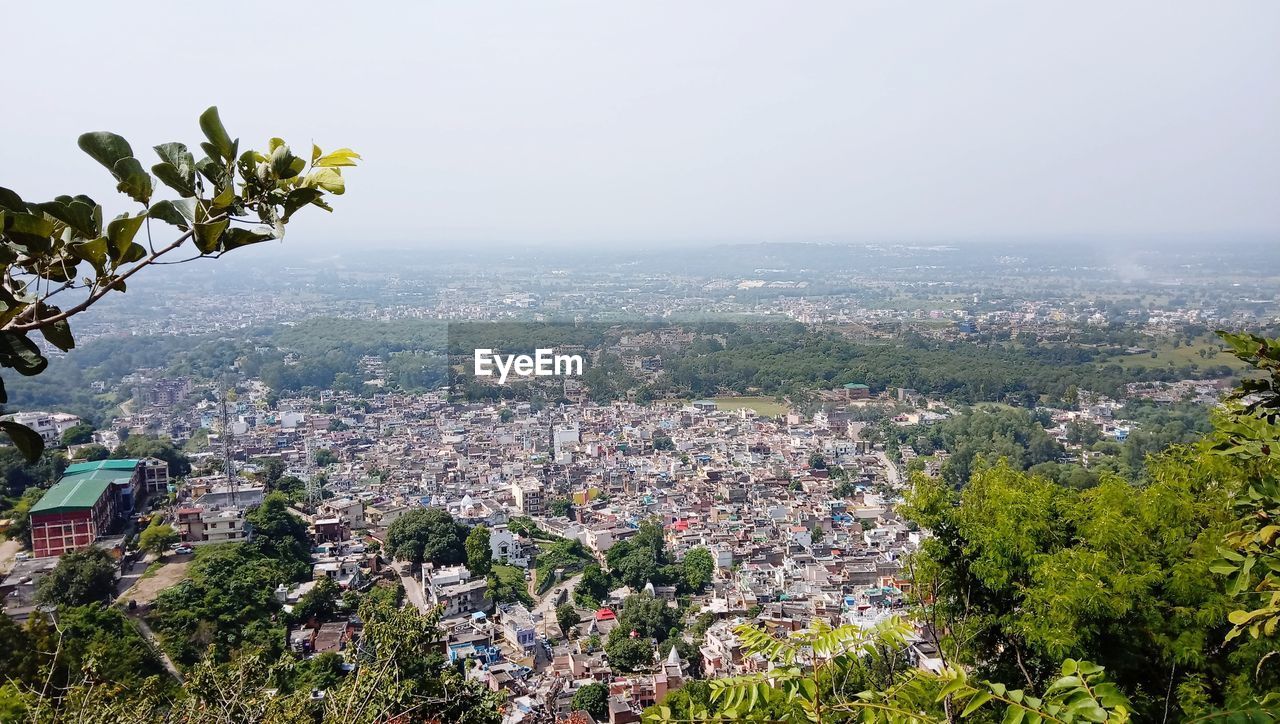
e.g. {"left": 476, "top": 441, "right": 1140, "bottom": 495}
{"left": 489, "top": 524, "right": 530, "bottom": 568}
{"left": 2, "top": 411, "right": 82, "bottom": 446}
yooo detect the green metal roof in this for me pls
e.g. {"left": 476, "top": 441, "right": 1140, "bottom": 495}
{"left": 29, "top": 478, "right": 113, "bottom": 514}
{"left": 63, "top": 459, "right": 140, "bottom": 475}
{"left": 29, "top": 459, "right": 141, "bottom": 515}
{"left": 843, "top": 383, "right": 870, "bottom": 389}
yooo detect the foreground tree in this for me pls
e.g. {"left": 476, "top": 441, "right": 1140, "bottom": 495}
{"left": 0, "top": 107, "right": 358, "bottom": 461}
{"left": 647, "top": 618, "right": 1137, "bottom": 723}
{"left": 1211, "top": 331, "right": 1280, "bottom": 645}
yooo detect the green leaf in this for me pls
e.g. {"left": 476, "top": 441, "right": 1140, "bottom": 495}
{"left": 1228, "top": 609, "right": 1262, "bottom": 625}
{"left": 5, "top": 212, "right": 56, "bottom": 251}
{"left": 0, "top": 186, "right": 26, "bottom": 211}
{"left": 0, "top": 421, "right": 45, "bottom": 463}
{"left": 149, "top": 200, "right": 193, "bottom": 230}
{"left": 194, "top": 218, "right": 228, "bottom": 254}
{"left": 68, "top": 237, "right": 110, "bottom": 274}
{"left": 195, "top": 156, "right": 231, "bottom": 191}
{"left": 0, "top": 331, "right": 49, "bottom": 376}
{"left": 77, "top": 131, "right": 135, "bottom": 172}
{"left": 270, "top": 143, "right": 303, "bottom": 179}
{"left": 281, "top": 188, "right": 324, "bottom": 221}
{"left": 219, "top": 227, "right": 275, "bottom": 251}
{"left": 112, "top": 157, "right": 153, "bottom": 204}
{"left": 35, "top": 199, "right": 96, "bottom": 238}
{"left": 962, "top": 692, "right": 993, "bottom": 717}
{"left": 120, "top": 242, "right": 147, "bottom": 264}
{"left": 313, "top": 148, "right": 361, "bottom": 167}
{"left": 152, "top": 164, "right": 194, "bottom": 197}
{"left": 199, "top": 106, "right": 236, "bottom": 161}
{"left": 152, "top": 142, "right": 197, "bottom": 197}
{"left": 106, "top": 214, "right": 146, "bottom": 260}
{"left": 304, "top": 168, "right": 345, "bottom": 194}
{"left": 37, "top": 308, "right": 74, "bottom": 352}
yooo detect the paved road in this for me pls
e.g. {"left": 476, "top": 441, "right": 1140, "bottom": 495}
{"left": 116, "top": 558, "right": 151, "bottom": 598}
{"left": 531, "top": 572, "right": 583, "bottom": 638}
{"left": 876, "top": 451, "right": 903, "bottom": 490}
{"left": 399, "top": 564, "right": 429, "bottom": 612}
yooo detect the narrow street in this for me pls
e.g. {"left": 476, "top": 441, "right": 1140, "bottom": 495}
{"left": 398, "top": 564, "right": 429, "bottom": 612}
{"left": 116, "top": 557, "right": 151, "bottom": 598}
{"left": 530, "top": 572, "right": 583, "bottom": 639}
{"left": 876, "top": 450, "right": 903, "bottom": 490}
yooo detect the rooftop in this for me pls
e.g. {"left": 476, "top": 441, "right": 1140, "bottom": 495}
{"left": 30, "top": 459, "right": 144, "bottom": 514}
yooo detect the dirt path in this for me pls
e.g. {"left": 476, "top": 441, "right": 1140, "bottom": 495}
{"left": 116, "top": 555, "right": 193, "bottom": 605}
{"left": 0, "top": 539, "right": 22, "bottom": 576}
{"left": 126, "top": 613, "right": 182, "bottom": 682}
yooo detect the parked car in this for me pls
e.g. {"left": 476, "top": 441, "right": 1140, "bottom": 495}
{"left": 174, "top": 546, "right": 194, "bottom": 555}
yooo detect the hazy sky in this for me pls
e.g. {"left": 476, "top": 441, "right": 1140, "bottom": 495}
{"left": 3, "top": 1, "right": 1278, "bottom": 249}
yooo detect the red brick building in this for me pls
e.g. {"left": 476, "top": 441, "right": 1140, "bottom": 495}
{"left": 28, "top": 459, "right": 163, "bottom": 558}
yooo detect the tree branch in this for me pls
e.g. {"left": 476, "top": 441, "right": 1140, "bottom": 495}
{"left": 4, "top": 227, "right": 199, "bottom": 333}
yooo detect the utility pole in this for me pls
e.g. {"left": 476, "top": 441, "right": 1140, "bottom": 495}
{"left": 220, "top": 385, "right": 237, "bottom": 507}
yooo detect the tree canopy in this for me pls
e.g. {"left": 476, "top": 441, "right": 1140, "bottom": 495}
{"left": 35, "top": 547, "right": 117, "bottom": 607}
{"left": 385, "top": 507, "right": 467, "bottom": 567}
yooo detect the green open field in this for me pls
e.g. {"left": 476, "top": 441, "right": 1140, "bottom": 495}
{"left": 712, "top": 396, "right": 790, "bottom": 417}
{"left": 1105, "top": 335, "right": 1245, "bottom": 372}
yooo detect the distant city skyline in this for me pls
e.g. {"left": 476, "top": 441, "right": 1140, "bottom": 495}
{"left": 3, "top": 1, "right": 1277, "bottom": 248}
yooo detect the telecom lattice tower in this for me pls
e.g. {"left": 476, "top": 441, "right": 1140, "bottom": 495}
{"left": 219, "top": 387, "right": 237, "bottom": 508}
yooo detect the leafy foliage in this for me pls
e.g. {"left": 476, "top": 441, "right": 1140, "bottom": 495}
{"left": 487, "top": 563, "right": 532, "bottom": 607}
{"left": 385, "top": 507, "right": 467, "bottom": 567}
{"left": 1210, "top": 332, "right": 1280, "bottom": 645}
{"left": 0, "top": 108, "right": 356, "bottom": 461}
{"left": 649, "top": 618, "right": 1135, "bottom": 723}
{"left": 682, "top": 546, "right": 715, "bottom": 594}
{"left": 573, "top": 681, "right": 610, "bottom": 720}
{"left": 34, "top": 547, "right": 117, "bottom": 607}
{"left": 466, "top": 524, "right": 493, "bottom": 576}
{"left": 556, "top": 602, "right": 581, "bottom": 637}
{"left": 113, "top": 433, "right": 191, "bottom": 476}
{"left": 138, "top": 518, "right": 179, "bottom": 555}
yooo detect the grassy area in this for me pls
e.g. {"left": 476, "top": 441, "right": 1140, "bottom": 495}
{"left": 488, "top": 563, "right": 532, "bottom": 607}
{"left": 712, "top": 396, "right": 790, "bottom": 417}
{"left": 1107, "top": 336, "right": 1244, "bottom": 372}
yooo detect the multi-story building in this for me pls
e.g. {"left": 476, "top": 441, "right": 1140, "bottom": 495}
{"left": 423, "top": 563, "right": 490, "bottom": 619}
{"left": 511, "top": 478, "right": 544, "bottom": 516}
{"left": 28, "top": 459, "right": 163, "bottom": 558}
{"left": 1, "top": 411, "right": 83, "bottom": 446}
{"left": 139, "top": 457, "right": 171, "bottom": 494}
{"left": 176, "top": 505, "right": 250, "bottom": 543}
{"left": 500, "top": 603, "right": 538, "bottom": 653}
{"left": 488, "top": 523, "right": 530, "bottom": 568}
